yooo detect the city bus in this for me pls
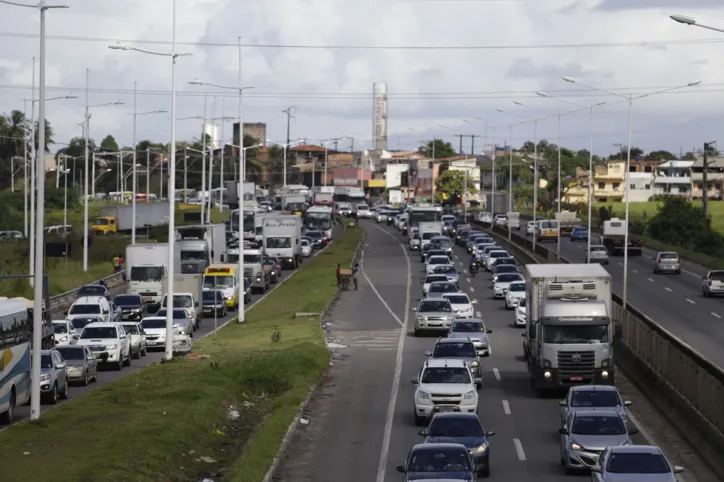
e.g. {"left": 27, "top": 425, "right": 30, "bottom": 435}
{"left": 407, "top": 205, "right": 443, "bottom": 231}
{"left": 0, "top": 300, "right": 33, "bottom": 424}
{"left": 305, "top": 205, "right": 334, "bottom": 239}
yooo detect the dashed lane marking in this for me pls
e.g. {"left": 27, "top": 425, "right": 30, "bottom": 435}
{"left": 712, "top": 312, "right": 721, "bottom": 319}
{"left": 632, "top": 269, "right": 638, "bottom": 274}
{"left": 475, "top": 311, "right": 481, "bottom": 318}
{"left": 686, "top": 298, "right": 695, "bottom": 304}
{"left": 502, "top": 399, "right": 511, "bottom": 415}
{"left": 664, "top": 287, "right": 672, "bottom": 292}
{"left": 617, "top": 262, "right": 623, "bottom": 266}
{"left": 469, "top": 286, "right": 475, "bottom": 292}
{"left": 513, "top": 438, "right": 527, "bottom": 461}
{"left": 648, "top": 278, "right": 654, "bottom": 282}
{"left": 493, "top": 368, "right": 501, "bottom": 381}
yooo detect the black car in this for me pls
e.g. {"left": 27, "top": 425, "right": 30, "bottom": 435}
{"left": 263, "top": 259, "right": 279, "bottom": 284}
{"left": 397, "top": 443, "right": 476, "bottom": 481}
{"left": 202, "top": 290, "right": 227, "bottom": 317}
{"left": 113, "top": 294, "right": 146, "bottom": 321}
{"left": 420, "top": 412, "right": 495, "bottom": 477}
{"left": 76, "top": 284, "right": 110, "bottom": 302}
{"left": 306, "top": 230, "right": 326, "bottom": 249}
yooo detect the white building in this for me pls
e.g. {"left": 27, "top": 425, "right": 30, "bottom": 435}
{"left": 653, "top": 160, "right": 693, "bottom": 197}
{"left": 385, "top": 164, "right": 410, "bottom": 188}
{"left": 448, "top": 158, "right": 481, "bottom": 203}
{"left": 627, "top": 172, "right": 654, "bottom": 202}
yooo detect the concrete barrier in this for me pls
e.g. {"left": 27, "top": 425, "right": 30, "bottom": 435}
{"left": 48, "top": 271, "right": 127, "bottom": 316}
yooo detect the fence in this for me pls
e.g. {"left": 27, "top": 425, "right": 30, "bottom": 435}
{"left": 47, "top": 270, "right": 127, "bottom": 315}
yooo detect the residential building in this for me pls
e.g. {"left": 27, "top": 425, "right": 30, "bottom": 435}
{"left": 653, "top": 160, "right": 693, "bottom": 197}
{"left": 629, "top": 158, "right": 661, "bottom": 173}
{"left": 447, "top": 158, "right": 481, "bottom": 203}
{"left": 593, "top": 161, "right": 625, "bottom": 202}
{"left": 562, "top": 167, "right": 590, "bottom": 204}
{"left": 288, "top": 144, "right": 329, "bottom": 166}
{"left": 332, "top": 167, "right": 371, "bottom": 187}
{"left": 691, "top": 156, "right": 724, "bottom": 200}
{"left": 627, "top": 172, "right": 654, "bottom": 202}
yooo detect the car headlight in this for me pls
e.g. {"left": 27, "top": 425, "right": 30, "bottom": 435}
{"left": 570, "top": 443, "right": 582, "bottom": 451}
{"left": 58, "top": 336, "right": 68, "bottom": 341}
{"left": 470, "top": 442, "right": 488, "bottom": 454}
{"left": 463, "top": 390, "right": 477, "bottom": 400}
{"left": 416, "top": 315, "right": 425, "bottom": 322}
{"left": 40, "top": 373, "right": 51, "bottom": 381}
{"left": 416, "top": 390, "right": 431, "bottom": 400}
{"left": 106, "top": 344, "right": 117, "bottom": 350}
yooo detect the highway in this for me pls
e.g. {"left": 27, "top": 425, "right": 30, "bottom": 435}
{"left": 516, "top": 230, "right": 724, "bottom": 369}
{"left": 275, "top": 221, "right": 660, "bottom": 482}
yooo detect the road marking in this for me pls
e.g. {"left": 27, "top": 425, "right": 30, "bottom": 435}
{"left": 502, "top": 399, "right": 511, "bottom": 415}
{"left": 684, "top": 269, "right": 700, "bottom": 278}
{"left": 713, "top": 312, "right": 721, "bottom": 319}
{"left": 632, "top": 269, "right": 638, "bottom": 274}
{"left": 475, "top": 311, "right": 481, "bottom": 318}
{"left": 664, "top": 287, "right": 672, "bottom": 292}
{"left": 513, "top": 438, "right": 527, "bottom": 461}
{"left": 617, "top": 262, "right": 623, "bottom": 266}
{"left": 493, "top": 368, "right": 501, "bottom": 381}
{"left": 467, "top": 278, "right": 472, "bottom": 283}
{"left": 360, "top": 256, "right": 404, "bottom": 328}
{"left": 626, "top": 410, "right": 690, "bottom": 482}
{"left": 686, "top": 298, "right": 695, "bottom": 304}
{"left": 648, "top": 278, "right": 654, "bottom": 282}
{"left": 487, "top": 344, "right": 493, "bottom": 355}
{"left": 372, "top": 224, "right": 412, "bottom": 482}
{"left": 469, "top": 286, "right": 475, "bottom": 292}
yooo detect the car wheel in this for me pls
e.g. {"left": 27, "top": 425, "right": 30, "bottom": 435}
{"left": 60, "top": 379, "right": 69, "bottom": 400}
{"left": 414, "top": 412, "right": 426, "bottom": 426}
{"left": 481, "top": 465, "right": 490, "bottom": 478}
{"left": 48, "top": 383, "right": 58, "bottom": 404}
{"left": 0, "top": 391, "right": 16, "bottom": 424}
{"left": 132, "top": 346, "right": 141, "bottom": 359}
{"left": 115, "top": 358, "right": 123, "bottom": 371}
{"left": 124, "top": 352, "right": 131, "bottom": 366}
{"left": 83, "top": 370, "right": 89, "bottom": 386}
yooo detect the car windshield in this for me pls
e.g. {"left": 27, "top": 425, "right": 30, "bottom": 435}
{"left": 141, "top": 318, "right": 166, "bottom": 329}
{"left": 428, "top": 417, "right": 484, "bottom": 437}
{"left": 419, "top": 300, "right": 452, "bottom": 312}
{"left": 70, "top": 304, "right": 101, "bottom": 315}
{"left": 421, "top": 367, "right": 472, "bottom": 384}
{"left": 571, "top": 415, "right": 626, "bottom": 435}
{"left": 180, "top": 250, "right": 206, "bottom": 261}
{"left": 452, "top": 321, "right": 485, "bottom": 332}
{"left": 307, "top": 232, "right": 323, "bottom": 239}
{"left": 606, "top": 452, "right": 671, "bottom": 474}
{"left": 496, "top": 258, "right": 515, "bottom": 265}
{"left": 203, "top": 291, "right": 224, "bottom": 302}
{"left": 489, "top": 251, "right": 508, "bottom": 259}
{"left": 204, "top": 276, "right": 234, "bottom": 289}
{"left": 496, "top": 265, "right": 517, "bottom": 273}
{"left": 168, "top": 296, "right": 193, "bottom": 308}
{"left": 497, "top": 274, "right": 522, "bottom": 283}
{"left": 444, "top": 295, "right": 470, "bottom": 305}
{"left": 156, "top": 309, "right": 187, "bottom": 320}
{"left": 434, "top": 266, "right": 456, "bottom": 274}
{"left": 408, "top": 447, "right": 472, "bottom": 473}
{"left": 508, "top": 282, "right": 525, "bottom": 292}
{"left": 122, "top": 324, "right": 139, "bottom": 335}
{"left": 130, "top": 266, "right": 165, "bottom": 282}
{"left": 78, "top": 286, "right": 105, "bottom": 296}
{"left": 53, "top": 324, "right": 68, "bottom": 334}
{"left": 422, "top": 232, "right": 437, "bottom": 240}
{"left": 301, "top": 240, "right": 310, "bottom": 246}
{"left": 429, "top": 284, "right": 457, "bottom": 294}
{"left": 710, "top": 271, "right": 724, "bottom": 281}
{"left": 70, "top": 318, "right": 98, "bottom": 330}
{"left": 518, "top": 298, "right": 526, "bottom": 308}
{"left": 41, "top": 354, "right": 54, "bottom": 369}
{"left": 428, "top": 257, "right": 447, "bottom": 265}
{"left": 425, "top": 275, "right": 448, "bottom": 284}
{"left": 56, "top": 347, "right": 84, "bottom": 360}
{"left": 80, "top": 327, "right": 117, "bottom": 339}
{"left": 434, "top": 238, "right": 451, "bottom": 247}
{"left": 433, "top": 342, "right": 476, "bottom": 358}
{"left": 544, "top": 325, "right": 609, "bottom": 344}
{"left": 570, "top": 389, "right": 621, "bottom": 407}
{"left": 114, "top": 295, "right": 141, "bottom": 306}
{"left": 659, "top": 253, "right": 678, "bottom": 260}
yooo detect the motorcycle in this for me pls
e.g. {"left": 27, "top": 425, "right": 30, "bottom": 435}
{"left": 469, "top": 261, "right": 478, "bottom": 277}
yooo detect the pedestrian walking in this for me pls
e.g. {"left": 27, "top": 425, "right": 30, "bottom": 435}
{"left": 336, "top": 264, "right": 341, "bottom": 287}
{"left": 352, "top": 263, "right": 359, "bottom": 290}
{"left": 112, "top": 255, "right": 119, "bottom": 272}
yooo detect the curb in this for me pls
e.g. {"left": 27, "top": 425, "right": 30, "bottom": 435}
{"left": 260, "top": 224, "right": 366, "bottom": 482}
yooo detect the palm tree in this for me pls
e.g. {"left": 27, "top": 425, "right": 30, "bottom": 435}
{"left": 0, "top": 110, "right": 29, "bottom": 159}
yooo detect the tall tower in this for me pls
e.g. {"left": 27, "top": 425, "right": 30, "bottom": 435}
{"left": 372, "top": 82, "right": 388, "bottom": 151}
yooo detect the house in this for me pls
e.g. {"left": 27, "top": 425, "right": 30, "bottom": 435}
{"left": 627, "top": 172, "right": 654, "bottom": 202}
{"left": 562, "top": 167, "right": 590, "bottom": 204}
{"left": 447, "top": 158, "right": 481, "bottom": 203}
{"left": 653, "top": 160, "right": 693, "bottom": 197}
{"left": 593, "top": 161, "right": 625, "bottom": 202}
{"left": 691, "top": 156, "right": 724, "bottom": 200}
{"left": 288, "top": 144, "right": 330, "bottom": 166}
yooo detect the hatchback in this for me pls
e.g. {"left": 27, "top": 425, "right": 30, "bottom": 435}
{"left": 653, "top": 251, "right": 681, "bottom": 275}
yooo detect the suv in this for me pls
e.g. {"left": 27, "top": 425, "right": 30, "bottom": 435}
{"left": 653, "top": 251, "right": 681, "bottom": 274}
{"left": 702, "top": 270, "right": 724, "bottom": 297}
{"left": 426, "top": 338, "right": 482, "bottom": 388}
{"left": 65, "top": 296, "right": 111, "bottom": 324}
{"left": 411, "top": 359, "right": 478, "bottom": 425}
{"left": 76, "top": 321, "right": 131, "bottom": 371}
{"left": 413, "top": 298, "right": 455, "bottom": 336}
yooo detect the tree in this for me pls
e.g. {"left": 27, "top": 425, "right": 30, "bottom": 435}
{"left": 682, "top": 152, "right": 696, "bottom": 160}
{"left": 0, "top": 110, "right": 28, "bottom": 159}
{"left": 99, "top": 135, "right": 119, "bottom": 152}
{"left": 56, "top": 136, "right": 96, "bottom": 158}
{"left": 648, "top": 197, "right": 724, "bottom": 255}
{"left": 608, "top": 145, "right": 642, "bottom": 160}
{"left": 419, "top": 139, "right": 457, "bottom": 159}
{"left": 646, "top": 150, "right": 676, "bottom": 160}
{"left": 434, "top": 170, "right": 479, "bottom": 204}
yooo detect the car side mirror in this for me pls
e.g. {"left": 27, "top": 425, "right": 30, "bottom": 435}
{"left": 417, "top": 429, "right": 428, "bottom": 436}
{"left": 486, "top": 430, "right": 495, "bottom": 437}
{"left": 559, "top": 428, "right": 568, "bottom": 435}
{"left": 120, "top": 334, "right": 127, "bottom": 339}
{"left": 674, "top": 466, "right": 685, "bottom": 474}
{"left": 472, "top": 300, "right": 478, "bottom": 304}
{"left": 628, "top": 426, "right": 639, "bottom": 435}
{"left": 396, "top": 465, "right": 406, "bottom": 473}
{"left": 411, "top": 307, "right": 417, "bottom": 312}
{"left": 73, "top": 334, "right": 79, "bottom": 339}
{"left": 63, "top": 311, "right": 68, "bottom": 316}
{"left": 559, "top": 400, "right": 567, "bottom": 406}
{"left": 88, "top": 355, "right": 95, "bottom": 361}
{"left": 57, "top": 362, "right": 66, "bottom": 369}
{"left": 410, "top": 379, "right": 419, "bottom": 385}
{"left": 424, "top": 351, "right": 432, "bottom": 356}
{"left": 590, "top": 465, "right": 602, "bottom": 473}
{"left": 624, "top": 401, "right": 632, "bottom": 406}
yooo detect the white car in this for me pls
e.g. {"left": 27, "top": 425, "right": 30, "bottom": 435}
{"left": 494, "top": 214, "right": 507, "bottom": 226}
{"left": 301, "top": 239, "right": 312, "bottom": 257}
{"left": 375, "top": 210, "right": 388, "bottom": 223}
{"left": 492, "top": 273, "right": 524, "bottom": 299}
{"left": 514, "top": 297, "right": 527, "bottom": 327}
{"left": 121, "top": 322, "right": 147, "bottom": 358}
{"left": 52, "top": 319, "right": 78, "bottom": 346}
{"left": 65, "top": 296, "right": 111, "bottom": 324}
{"left": 356, "top": 204, "right": 372, "bottom": 218}
{"left": 504, "top": 281, "right": 526, "bottom": 309}
{"left": 525, "top": 220, "right": 536, "bottom": 235}
{"left": 411, "top": 358, "right": 478, "bottom": 426}
{"left": 409, "top": 232, "right": 421, "bottom": 251}
{"left": 76, "top": 321, "right": 131, "bottom": 371}
{"left": 159, "top": 293, "right": 200, "bottom": 330}
{"left": 480, "top": 245, "right": 502, "bottom": 266}
{"left": 426, "top": 255, "right": 450, "bottom": 274}
{"left": 422, "top": 274, "right": 450, "bottom": 295}
{"left": 140, "top": 316, "right": 171, "bottom": 349}
{"left": 485, "top": 250, "right": 510, "bottom": 272}
{"left": 441, "top": 292, "right": 477, "bottom": 319}
{"left": 475, "top": 242, "right": 495, "bottom": 258}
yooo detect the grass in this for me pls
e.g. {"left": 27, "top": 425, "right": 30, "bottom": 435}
{"left": 0, "top": 221, "right": 363, "bottom": 482}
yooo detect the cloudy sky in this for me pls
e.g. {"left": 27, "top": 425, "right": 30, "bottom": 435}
{"left": 1, "top": 0, "right": 724, "bottom": 157}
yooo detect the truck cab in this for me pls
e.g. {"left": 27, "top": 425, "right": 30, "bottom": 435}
{"left": 175, "top": 225, "right": 226, "bottom": 274}
{"left": 203, "top": 265, "right": 241, "bottom": 310}
{"left": 91, "top": 216, "right": 118, "bottom": 235}
{"left": 126, "top": 243, "right": 175, "bottom": 310}
{"left": 242, "top": 249, "right": 271, "bottom": 294}
{"left": 263, "top": 215, "right": 303, "bottom": 269}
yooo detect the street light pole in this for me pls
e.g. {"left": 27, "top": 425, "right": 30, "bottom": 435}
{"left": 83, "top": 68, "right": 89, "bottom": 272}
{"left": 132, "top": 82, "right": 137, "bottom": 243}
{"left": 29, "top": 56, "right": 36, "bottom": 288}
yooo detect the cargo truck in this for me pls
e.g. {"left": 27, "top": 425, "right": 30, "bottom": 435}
{"left": 224, "top": 181, "right": 257, "bottom": 210}
{"left": 523, "top": 263, "right": 617, "bottom": 394}
{"left": 418, "top": 221, "right": 443, "bottom": 248}
{"left": 91, "top": 203, "right": 168, "bottom": 235}
{"left": 313, "top": 191, "right": 334, "bottom": 206}
{"left": 126, "top": 243, "right": 179, "bottom": 310}
{"left": 282, "top": 194, "right": 307, "bottom": 215}
{"left": 175, "top": 224, "right": 226, "bottom": 274}
{"left": 600, "top": 218, "right": 643, "bottom": 256}
{"left": 159, "top": 273, "right": 203, "bottom": 330}
{"left": 555, "top": 210, "right": 582, "bottom": 236}
{"left": 262, "top": 214, "right": 302, "bottom": 269}
{"left": 506, "top": 212, "right": 521, "bottom": 230}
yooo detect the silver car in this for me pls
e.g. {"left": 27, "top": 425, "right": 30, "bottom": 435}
{"left": 412, "top": 298, "right": 455, "bottom": 336}
{"left": 40, "top": 349, "right": 70, "bottom": 404}
{"left": 155, "top": 308, "right": 194, "bottom": 336}
{"left": 492, "top": 273, "right": 524, "bottom": 299}
{"left": 591, "top": 445, "right": 684, "bottom": 481}
{"left": 426, "top": 281, "right": 460, "bottom": 299}
{"left": 301, "top": 239, "right": 312, "bottom": 257}
{"left": 588, "top": 245, "right": 609, "bottom": 265}
{"left": 425, "top": 338, "right": 482, "bottom": 388}
{"left": 121, "top": 322, "right": 148, "bottom": 358}
{"left": 409, "top": 232, "right": 421, "bottom": 251}
{"left": 559, "top": 411, "right": 636, "bottom": 473}
{"left": 559, "top": 385, "right": 632, "bottom": 428}
{"left": 653, "top": 251, "right": 681, "bottom": 275}
{"left": 448, "top": 318, "right": 492, "bottom": 357}
{"left": 55, "top": 345, "right": 98, "bottom": 386}
{"left": 432, "top": 264, "right": 459, "bottom": 285}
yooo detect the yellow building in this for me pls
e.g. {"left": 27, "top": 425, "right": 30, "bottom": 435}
{"left": 593, "top": 161, "right": 625, "bottom": 202}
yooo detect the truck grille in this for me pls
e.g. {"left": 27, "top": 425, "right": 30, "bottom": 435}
{"left": 180, "top": 262, "right": 205, "bottom": 274}
{"left": 244, "top": 268, "right": 254, "bottom": 278}
{"left": 557, "top": 351, "right": 596, "bottom": 378}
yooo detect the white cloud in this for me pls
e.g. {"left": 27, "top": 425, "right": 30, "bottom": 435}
{"left": 1, "top": 0, "right": 724, "bottom": 156}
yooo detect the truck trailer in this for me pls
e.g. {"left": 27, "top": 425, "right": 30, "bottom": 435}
{"left": 91, "top": 203, "right": 168, "bottom": 235}
{"left": 600, "top": 218, "right": 643, "bottom": 256}
{"left": 262, "top": 214, "right": 303, "bottom": 269}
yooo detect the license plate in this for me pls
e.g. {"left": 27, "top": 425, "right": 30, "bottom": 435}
{"left": 438, "top": 406, "right": 457, "bottom": 412}
{"left": 143, "top": 296, "right": 153, "bottom": 301}
{"left": 570, "top": 376, "right": 583, "bottom": 381}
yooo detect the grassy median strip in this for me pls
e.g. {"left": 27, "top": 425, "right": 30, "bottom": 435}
{"left": 0, "top": 224, "right": 362, "bottom": 482}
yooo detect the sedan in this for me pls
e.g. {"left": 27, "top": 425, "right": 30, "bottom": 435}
{"left": 504, "top": 281, "right": 526, "bottom": 309}
{"left": 306, "top": 230, "right": 327, "bottom": 249}
{"left": 76, "top": 284, "right": 110, "bottom": 302}
{"left": 426, "top": 281, "right": 460, "bottom": 299}
{"left": 448, "top": 318, "right": 492, "bottom": 357}
{"left": 493, "top": 273, "right": 524, "bottom": 299}
{"left": 560, "top": 411, "right": 636, "bottom": 474}
{"left": 40, "top": 349, "right": 69, "bottom": 404}
{"left": 514, "top": 297, "right": 526, "bottom": 327}
{"left": 155, "top": 308, "right": 194, "bottom": 336}
{"left": 591, "top": 445, "right": 684, "bottom": 482}
{"left": 55, "top": 345, "right": 98, "bottom": 386}
{"left": 493, "top": 264, "right": 519, "bottom": 283}
{"left": 570, "top": 226, "right": 589, "bottom": 241}
{"left": 121, "top": 322, "right": 148, "bottom": 358}
{"left": 426, "top": 255, "right": 451, "bottom": 274}
{"left": 588, "top": 245, "right": 609, "bottom": 265}
{"left": 422, "top": 274, "right": 450, "bottom": 295}
{"left": 433, "top": 264, "right": 460, "bottom": 284}
{"left": 396, "top": 443, "right": 476, "bottom": 481}
{"left": 300, "top": 239, "right": 312, "bottom": 257}
{"left": 441, "top": 292, "right": 477, "bottom": 319}
{"left": 560, "top": 385, "right": 632, "bottom": 428}
{"left": 53, "top": 320, "right": 78, "bottom": 346}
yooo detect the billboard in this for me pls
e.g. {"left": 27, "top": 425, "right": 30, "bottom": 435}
{"left": 372, "top": 82, "right": 388, "bottom": 151}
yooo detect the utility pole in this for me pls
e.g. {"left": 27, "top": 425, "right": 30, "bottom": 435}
{"left": 470, "top": 134, "right": 481, "bottom": 157}
{"left": 455, "top": 134, "right": 465, "bottom": 155}
{"left": 281, "top": 106, "right": 295, "bottom": 186}
{"left": 703, "top": 141, "right": 716, "bottom": 218}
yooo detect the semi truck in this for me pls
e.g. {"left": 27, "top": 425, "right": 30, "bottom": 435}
{"left": 175, "top": 224, "right": 226, "bottom": 274}
{"left": 91, "top": 203, "right": 168, "bottom": 236}
{"left": 600, "top": 218, "right": 643, "bottom": 256}
{"left": 522, "top": 263, "right": 616, "bottom": 394}
{"left": 262, "top": 214, "right": 303, "bottom": 269}
{"left": 126, "top": 243, "right": 180, "bottom": 310}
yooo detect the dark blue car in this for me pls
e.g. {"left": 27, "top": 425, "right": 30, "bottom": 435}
{"left": 570, "top": 227, "right": 589, "bottom": 241}
{"left": 420, "top": 413, "right": 494, "bottom": 477}
{"left": 397, "top": 443, "right": 476, "bottom": 481}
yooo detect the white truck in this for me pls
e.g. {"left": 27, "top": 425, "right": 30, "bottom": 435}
{"left": 126, "top": 243, "right": 180, "bottom": 310}
{"left": 555, "top": 210, "right": 582, "bottom": 237}
{"left": 312, "top": 191, "right": 334, "bottom": 206}
{"left": 224, "top": 181, "right": 257, "bottom": 210}
{"left": 244, "top": 247, "right": 272, "bottom": 294}
{"left": 159, "top": 273, "right": 203, "bottom": 330}
{"left": 506, "top": 212, "right": 521, "bottom": 230}
{"left": 263, "top": 214, "right": 303, "bottom": 269}
{"left": 231, "top": 209, "right": 256, "bottom": 242}
{"left": 282, "top": 194, "right": 307, "bottom": 214}
{"left": 175, "top": 224, "right": 226, "bottom": 274}
{"left": 523, "top": 263, "right": 617, "bottom": 395}
{"left": 418, "top": 221, "right": 443, "bottom": 248}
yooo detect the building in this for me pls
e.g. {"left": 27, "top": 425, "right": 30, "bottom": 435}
{"left": 629, "top": 158, "right": 661, "bottom": 173}
{"left": 627, "top": 172, "right": 654, "bottom": 202}
{"left": 447, "top": 158, "right": 481, "bottom": 204}
{"left": 652, "top": 160, "right": 693, "bottom": 197}
{"left": 232, "top": 122, "right": 267, "bottom": 146}
{"left": 691, "top": 156, "right": 724, "bottom": 200}
{"left": 288, "top": 144, "right": 329, "bottom": 166}
{"left": 593, "top": 161, "right": 625, "bottom": 202}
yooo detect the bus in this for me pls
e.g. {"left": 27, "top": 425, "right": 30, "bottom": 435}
{"left": 407, "top": 205, "right": 443, "bottom": 230}
{"left": 305, "top": 205, "right": 334, "bottom": 239}
{"left": 0, "top": 300, "right": 33, "bottom": 424}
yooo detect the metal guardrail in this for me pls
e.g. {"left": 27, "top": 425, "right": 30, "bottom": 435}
{"left": 47, "top": 270, "right": 128, "bottom": 315}
{"left": 469, "top": 219, "right": 724, "bottom": 470}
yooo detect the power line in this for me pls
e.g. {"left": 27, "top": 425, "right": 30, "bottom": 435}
{"left": 0, "top": 31, "right": 722, "bottom": 50}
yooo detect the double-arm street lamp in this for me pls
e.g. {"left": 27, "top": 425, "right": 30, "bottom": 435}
{"left": 562, "top": 76, "right": 701, "bottom": 309}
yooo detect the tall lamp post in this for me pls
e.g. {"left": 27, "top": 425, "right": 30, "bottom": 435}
{"left": 562, "top": 76, "right": 701, "bottom": 308}
{"left": 108, "top": 0, "right": 193, "bottom": 360}
{"left": 2, "top": 0, "right": 69, "bottom": 422}
{"left": 535, "top": 92, "right": 606, "bottom": 259}
{"left": 268, "top": 138, "right": 308, "bottom": 187}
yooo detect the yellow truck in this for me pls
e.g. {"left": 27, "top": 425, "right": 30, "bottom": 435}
{"left": 91, "top": 204, "right": 168, "bottom": 236}
{"left": 202, "top": 264, "right": 241, "bottom": 309}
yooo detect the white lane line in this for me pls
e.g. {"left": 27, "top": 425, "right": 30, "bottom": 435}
{"left": 626, "top": 411, "right": 690, "bottom": 482}
{"left": 493, "top": 368, "right": 501, "bottom": 381}
{"left": 632, "top": 269, "right": 639, "bottom": 274}
{"left": 467, "top": 278, "right": 472, "bottom": 283}
{"left": 360, "top": 256, "right": 404, "bottom": 328}
{"left": 712, "top": 312, "right": 721, "bottom": 319}
{"left": 513, "top": 438, "right": 527, "bottom": 461}
{"left": 664, "top": 287, "right": 673, "bottom": 292}
{"left": 617, "top": 262, "right": 623, "bottom": 266}
{"left": 487, "top": 344, "right": 493, "bottom": 356}
{"left": 372, "top": 224, "right": 412, "bottom": 482}
{"left": 686, "top": 298, "right": 695, "bottom": 304}
{"left": 475, "top": 311, "right": 481, "bottom": 318}
{"left": 648, "top": 278, "right": 654, "bottom": 282}
{"left": 469, "top": 286, "right": 475, "bottom": 292}
{"left": 502, "top": 399, "right": 511, "bottom": 415}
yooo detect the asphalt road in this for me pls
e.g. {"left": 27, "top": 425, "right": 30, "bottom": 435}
{"left": 276, "top": 221, "right": 661, "bottom": 482}
{"left": 514, "top": 230, "right": 724, "bottom": 369}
